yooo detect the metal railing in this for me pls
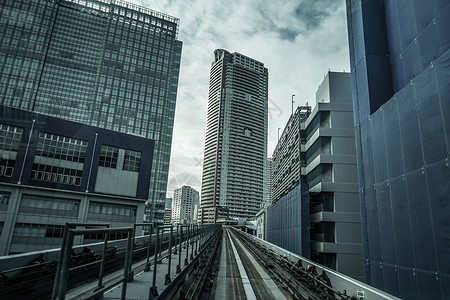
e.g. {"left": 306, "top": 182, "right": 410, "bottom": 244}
{"left": 1, "top": 222, "right": 222, "bottom": 300}
{"left": 51, "top": 223, "right": 110, "bottom": 300}
{"left": 151, "top": 223, "right": 221, "bottom": 300}
{"left": 130, "top": 223, "right": 153, "bottom": 277}
{"left": 52, "top": 225, "right": 134, "bottom": 300}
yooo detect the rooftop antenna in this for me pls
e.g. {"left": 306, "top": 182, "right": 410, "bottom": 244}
{"left": 291, "top": 94, "right": 295, "bottom": 115}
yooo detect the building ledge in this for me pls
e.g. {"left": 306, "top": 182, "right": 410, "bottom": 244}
{"left": 306, "top": 154, "right": 357, "bottom": 174}
{"left": 304, "top": 103, "right": 354, "bottom": 128}
{"left": 309, "top": 182, "right": 358, "bottom": 194}
{"left": 310, "top": 211, "right": 361, "bottom": 223}
{"left": 305, "top": 128, "right": 355, "bottom": 150}
{"left": 311, "top": 241, "right": 363, "bottom": 254}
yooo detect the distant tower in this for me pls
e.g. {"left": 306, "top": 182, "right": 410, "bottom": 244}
{"left": 200, "top": 49, "right": 268, "bottom": 223}
{"left": 172, "top": 186, "right": 199, "bottom": 224}
{"left": 164, "top": 198, "right": 172, "bottom": 224}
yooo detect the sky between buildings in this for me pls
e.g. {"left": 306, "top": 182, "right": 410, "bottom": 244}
{"left": 129, "top": 0, "right": 351, "bottom": 197}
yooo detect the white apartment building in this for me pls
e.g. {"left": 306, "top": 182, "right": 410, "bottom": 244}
{"left": 172, "top": 186, "right": 199, "bottom": 224}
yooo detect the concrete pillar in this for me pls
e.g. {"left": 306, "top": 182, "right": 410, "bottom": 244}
{"left": 0, "top": 187, "right": 23, "bottom": 255}
{"left": 75, "top": 194, "right": 90, "bottom": 245}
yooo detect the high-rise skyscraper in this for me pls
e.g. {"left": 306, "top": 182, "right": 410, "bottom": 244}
{"left": 0, "top": 0, "right": 182, "bottom": 225}
{"left": 200, "top": 49, "right": 268, "bottom": 223}
{"left": 346, "top": 1, "right": 450, "bottom": 298}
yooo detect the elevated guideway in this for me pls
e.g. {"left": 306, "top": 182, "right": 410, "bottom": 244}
{"left": 0, "top": 223, "right": 400, "bottom": 300}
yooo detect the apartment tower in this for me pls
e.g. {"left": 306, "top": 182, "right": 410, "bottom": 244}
{"left": 200, "top": 49, "right": 268, "bottom": 223}
{"left": 171, "top": 186, "right": 199, "bottom": 224}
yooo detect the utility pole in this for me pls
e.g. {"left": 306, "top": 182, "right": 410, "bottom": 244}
{"left": 291, "top": 94, "right": 295, "bottom": 115}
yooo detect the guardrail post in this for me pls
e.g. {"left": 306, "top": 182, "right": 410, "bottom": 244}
{"left": 177, "top": 225, "right": 183, "bottom": 273}
{"left": 185, "top": 225, "right": 189, "bottom": 266}
{"left": 200, "top": 225, "right": 204, "bottom": 250}
{"left": 194, "top": 225, "right": 200, "bottom": 256}
{"left": 149, "top": 226, "right": 160, "bottom": 299}
{"left": 173, "top": 224, "right": 179, "bottom": 254}
{"left": 121, "top": 230, "right": 133, "bottom": 300}
{"left": 128, "top": 224, "right": 138, "bottom": 281}
{"left": 190, "top": 224, "right": 195, "bottom": 260}
{"left": 144, "top": 224, "right": 153, "bottom": 272}
{"left": 158, "top": 226, "right": 163, "bottom": 263}
{"left": 51, "top": 222, "right": 70, "bottom": 300}
{"left": 97, "top": 232, "right": 109, "bottom": 290}
{"left": 57, "top": 229, "right": 75, "bottom": 300}
{"left": 165, "top": 226, "right": 173, "bottom": 285}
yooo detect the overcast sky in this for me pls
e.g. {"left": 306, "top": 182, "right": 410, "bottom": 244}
{"left": 130, "top": 0, "right": 350, "bottom": 197}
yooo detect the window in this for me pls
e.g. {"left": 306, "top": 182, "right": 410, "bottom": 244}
{"left": 13, "top": 223, "right": 64, "bottom": 239}
{"left": 14, "top": 223, "right": 46, "bottom": 238}
{"left": 0, "top": 191, "right": 11, "bottom": 211}
{"left": 0, "top": 124, "right": 23, "bottom": 177}
{"left": 88, "top": 201, "right": 136, "bottom": 222}
{"left": 30, "top": 164, "right": 83, "bottom": 186}
{"left": 123, "top": 149, "right": 141, "bottom": 172}
{"left": 19, "top": 194, "right": 80, "bottom": 217}
{"left": 99, "top": 145, "right": 119, "bottom": 168}
{"left": 35, "top": 132, "right": 88, "bottom": 163}
{"left": 99, "top": 145, "right": 141, "bottom": 172}
{"left": 45, "top": 225, "right": 64, "bottom": 238}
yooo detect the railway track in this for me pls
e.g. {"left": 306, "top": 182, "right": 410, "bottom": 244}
{"left": 198, "top": 227, "right": 327, "bottom": 300}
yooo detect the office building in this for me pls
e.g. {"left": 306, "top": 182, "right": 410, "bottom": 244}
{"left": 0, "top": 106, "right": 153, "bottom": 254}
{"left": 346, "top": 1, "right": 450, "bottom": 298}
{"left": 172, "top": 186, "right": 198, "bottom": 224}
{"left": 0, "top": 0, "right": 182, "bottom": 225}
{"left": 268, "top": 72, "right": 363, "bottom": 280}
{"left": 200, "top": 49, "right": 268, "bottom": 223}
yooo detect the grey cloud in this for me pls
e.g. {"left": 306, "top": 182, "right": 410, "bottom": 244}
{"left": 257, "top": 10, "right": 301, "bottom": 41}
{"left": 294, "top": 1, "right": 340, "bottom": 30}
{"left": 277, "top": 28, "right": 300, "bottom": 41}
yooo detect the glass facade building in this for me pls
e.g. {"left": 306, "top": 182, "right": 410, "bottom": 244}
{"left": 346, "top": 0, "right": 450, "bottom": 298}
{"left": 0, "top": 0, "right": 182, "bottom": 224}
